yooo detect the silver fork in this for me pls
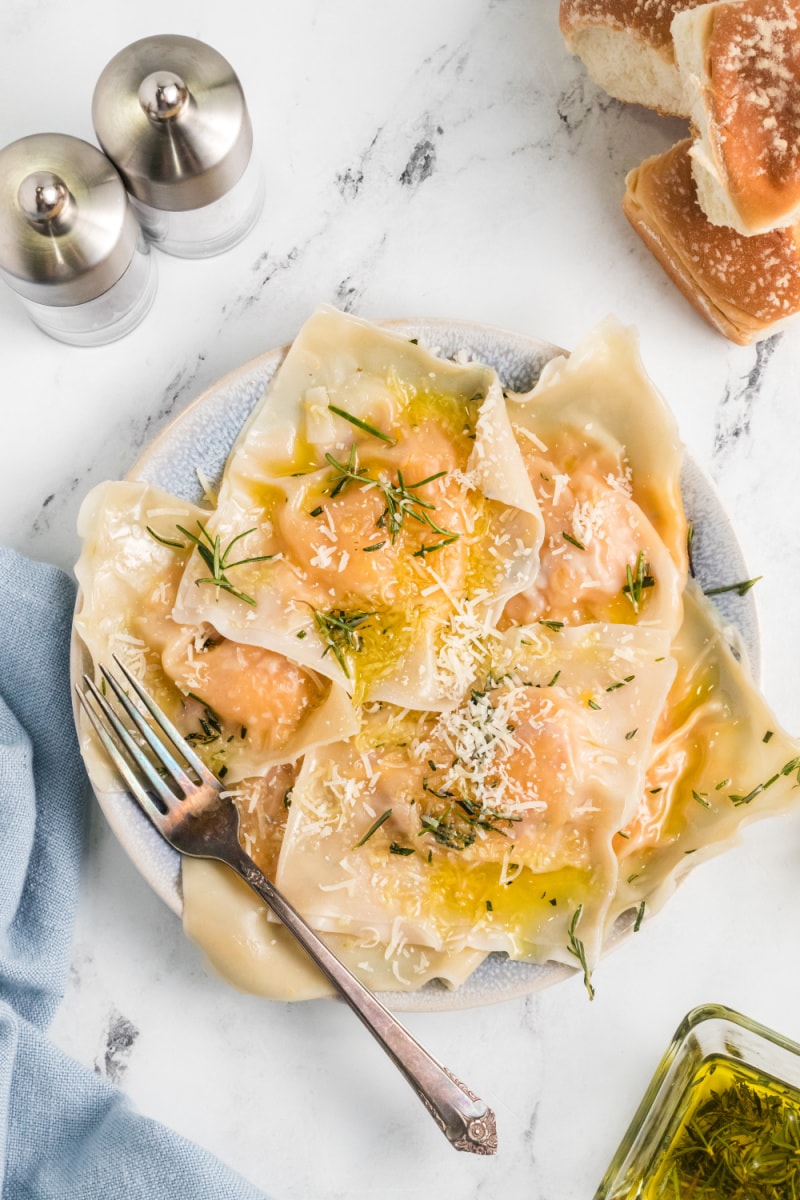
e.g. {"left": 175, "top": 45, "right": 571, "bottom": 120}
{"left": 77, "top": 658, "right": 497, "bottom": 1155}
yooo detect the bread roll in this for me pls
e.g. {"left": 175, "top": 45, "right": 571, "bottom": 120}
{"left": 559, "top": 0, "right": 707, "bottom": 115}
{"left": 673, "top": 0, "right": 800, "bottom": 234}
{"left": 623, "top": 138, "right": 800, "bottom": 343}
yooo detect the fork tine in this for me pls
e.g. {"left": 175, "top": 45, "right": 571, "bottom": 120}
{"left": 77, "top": 684, "right": 172, "bottom": 826}
{"left": 99, "top": 665, "right": 197, "bottom": 795}
{"left": 111, "top": 655, "right": 221, "bottom": 788}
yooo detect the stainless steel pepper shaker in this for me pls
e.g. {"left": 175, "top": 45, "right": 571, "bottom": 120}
{"left": 0, "top": 133, "right": 156, "bottom": 346}
{"left": 92, "top": 35, "right": 264, "bottom": 258}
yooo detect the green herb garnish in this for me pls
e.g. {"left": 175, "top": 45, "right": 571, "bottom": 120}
{"left": 389, "top": 843, "right": 414, "bottom": 856}
{"left": 312, "top": 607, "right": 375, "bottom": 679}
{"left": 325, "top": 449, "right": 459, "bottom": 546}
{"left": 567, "top": 905, "right": 595, "bottom": 1000}
{"left": 607, "top": 675, "right": 635, "bottom": 692}
{"left": 327, "top": 402, "right": 396, "bottom": 445}
{"left": 413, "top": 535, "right": 460, "bottom": 557}
{"left": 633, "top": 901, "right": 645, "bottom": 932}
{"left": 562, "top": 531, "right": 585, "bottom": 551}
{"left": 419, "top": 814, "right": 476, "bottom": 850}
{"left": 705, "top": 576, "right": 762, "bottom": 598}
{"left": 623, "top": 551, "right": 655, "bottom": 614}
{"left": 353, "top": 808, "right": 392, "bottom": 848}
{"left": 177, "top": 522, "right": 273, "bottom": 607}
{"left": 146, "top": 526, "right": 188, "bottom": 550}
{"left": 539, "top": 619, "right": 564, "bottom": 631}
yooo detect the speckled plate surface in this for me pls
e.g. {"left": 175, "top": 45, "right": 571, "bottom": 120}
{"left": 71, "top": 318, "right": 760, "bottom": 1012}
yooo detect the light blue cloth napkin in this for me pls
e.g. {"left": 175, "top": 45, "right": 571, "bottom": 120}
{"left": 0, "top": 547, "right": 268, "bottom": 1200}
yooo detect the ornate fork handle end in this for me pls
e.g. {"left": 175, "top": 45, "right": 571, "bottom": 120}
{"left": 419, "top": 1068, "right": 498, "bottom": 1155}
{"left": 454, "top": 1108, "right": 498, "bottom": 1155}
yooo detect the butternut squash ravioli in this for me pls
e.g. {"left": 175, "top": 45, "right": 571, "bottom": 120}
{"left": 75, "top": 308, "right": 800, "bottom": 1001}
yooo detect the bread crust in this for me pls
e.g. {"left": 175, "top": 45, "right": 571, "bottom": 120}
{"left": 675, "top": 0, "right": 800, "bottom": 234}
{"left": 561, "top": 0, "right": 701, "bottom": 49}
{"left": 624, "top": 138, "right": 800, "bottom": 343}
{"left": 559, "top": 1, "right": 710, "bottom": 115}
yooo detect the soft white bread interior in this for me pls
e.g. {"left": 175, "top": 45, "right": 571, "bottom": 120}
{"left": 559, "top": 1, "right": 707, "bottom": 116}
{"left": 673, "top": 0, "right": 800, "bottom": 235}
{"left": 623, "top": 138, "right": 800, "bottom": 343}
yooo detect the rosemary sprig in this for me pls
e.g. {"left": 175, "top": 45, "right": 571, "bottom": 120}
{"left": 353, "top": 808, "right": 392, "bottom": 848}
{"left": 312, "top": 607, "right": 375, "bottom": 678}
{"left": 327, "top": 402, "right": 397, "bottom": 445}
{"left": 146, "top": 526, "right": 188, "bottom": 550}
{"left": 185, "top": 693, "right": 223, "bottom": 746}
{"left": 567, "top": 905, "right": 595, "bottom": 1000}
{"left": 175, "top": 523, "right": 273, "bottom": 607}
{"left": 325, "top": 450, "right": 459, "bottom": 546}
{"left": 412, "top": 534, "right": 460, "bottom": 558}
{"left": 562, "top": 531, "right": 585, "bottom": 551}
{"left": 633, "top": 900, "right": 645, "bottom": 932}
{"left": 705, "top": 576, "right": 762, "bottom": 598}
{"left": 419, "top": 778, "right": 520, "bottom": 845}
{"left": 418, "top": 814, "right": 476, "bottom": 850}
{"left": 728, "top": 756, "right": 800, "bottom": 806}
{"left": 622, "top": 550, "right": 655, "bottom": 614}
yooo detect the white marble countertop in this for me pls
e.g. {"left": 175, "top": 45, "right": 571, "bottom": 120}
{"left": 3, "top": 2, "right": 800, "bottom": 1197}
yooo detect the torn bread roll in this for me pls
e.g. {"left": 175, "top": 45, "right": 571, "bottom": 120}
{"left": 559, "top": 0, "right": 707, "bottom": 116}
{"left": 623, "top": 138, "right": 800, "bottom": 343}
{"left": 673, "top": 0, "right": 800, "bottom": 234}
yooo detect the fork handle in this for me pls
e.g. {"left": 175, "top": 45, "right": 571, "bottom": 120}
{"left": 226, "top": 845, "right": 497, "bottom": 1155}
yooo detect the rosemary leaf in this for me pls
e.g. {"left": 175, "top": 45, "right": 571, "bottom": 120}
{"left": 353, "top": 808, "right": 392, "bottom": 848}
{"left": 328, "top": 402, "right": 397, "bottom": 445}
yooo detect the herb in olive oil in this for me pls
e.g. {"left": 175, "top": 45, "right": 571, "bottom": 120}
{"left": 636, "top": 1057, "right": 800, "bottom": 1199}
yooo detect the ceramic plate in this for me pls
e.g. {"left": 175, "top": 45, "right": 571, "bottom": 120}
{"left": 71, "top": 318, "right": 759, "bottom": 1012}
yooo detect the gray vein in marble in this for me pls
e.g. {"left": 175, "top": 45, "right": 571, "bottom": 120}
{"left": 334, "top": 165, "right": 365, "bottom": 201}
{"left": 399, "top": 133, "right": 440, "bottom": 188}
{"left": 556, "top": 76, "right": 619, "bottom": 138}
{"left": 220, "top": 36, "right": 475, "bottom": 325}
{"left": 334, "top": 275, "right": 363, "bottom": 313}
{"left": 713, "top": 334, "right": 781, "bottom": 467}
{"left": 94, "top": 1007, "right": 140, "bottom": 1084}
{"left": 226, "top": 247, "right": 301, "bottom": 317}
{"left": 31, "top": 474, "right": 82, "bottom": 541}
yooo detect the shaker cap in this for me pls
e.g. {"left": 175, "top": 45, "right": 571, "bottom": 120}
{"left": 92, "top": 34, "right": 253, "bottom": 213}
{"left": 0, "top": 133, "right": 139, "bottom": 306}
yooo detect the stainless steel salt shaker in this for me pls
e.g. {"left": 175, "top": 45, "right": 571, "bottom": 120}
{"left": 92, "top": 35, "right": 264, "bottom": 258}
{"left": 0, "top": 133, "right": 156, "bottom": 345}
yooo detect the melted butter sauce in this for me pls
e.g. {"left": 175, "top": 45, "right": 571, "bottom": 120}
{"left": 239, "top": 379, "right": 503, "bottom": 697}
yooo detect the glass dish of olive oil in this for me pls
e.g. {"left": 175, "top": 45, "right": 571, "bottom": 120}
{"left": 595, "top": 1004, "right": 800, "bottom": 1200}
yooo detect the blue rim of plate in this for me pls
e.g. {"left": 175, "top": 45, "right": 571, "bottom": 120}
{"left": 71, "top": 317, "right": 760, "bottom": 1012}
